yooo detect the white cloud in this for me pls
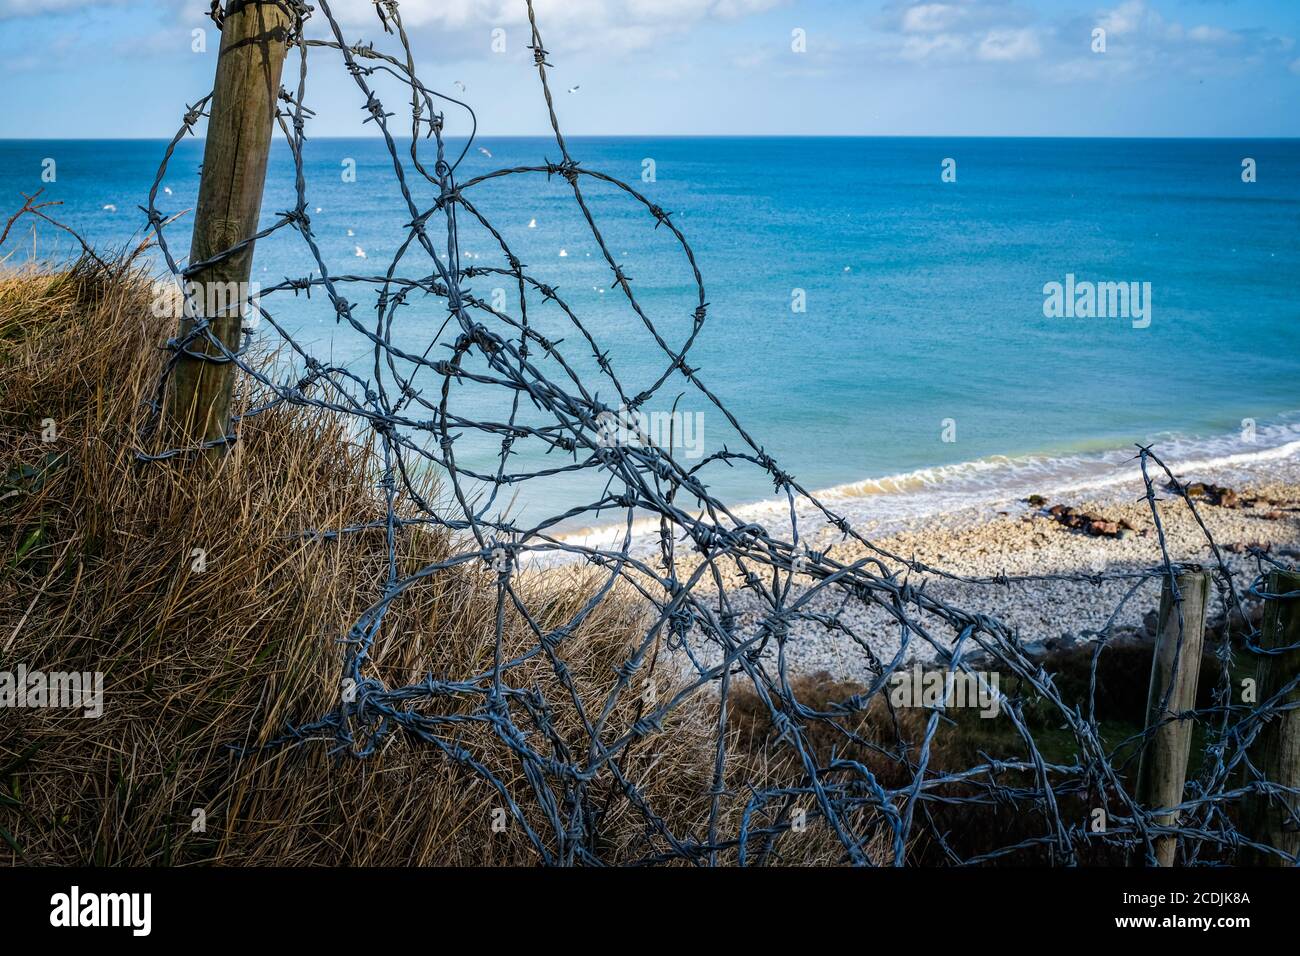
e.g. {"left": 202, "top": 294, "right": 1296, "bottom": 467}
{"left": 1096, "top": 1, "right": 1246, "bottom": 51}
{"left": 1097, "top": 0, "right": 1145, "bottom": 38}
{"left": 1079, "top": 0, "right": 1292, "bottom": 81}
{"left": 0, "top": 0, "right": 783, "bottom": 55}
{"left": 882, "top": 2, "right": 1040, "bottom": 66}
{"left": 870, "top": 0, "right": 1296, "bottom": 84}
{"left": 320, "top": 0, "right": 782, "bottom": 53}
{"left": 900, "top": 4, "right": 969, "bottom": 35}
{"left": 978, "top": 27, "right": 1040, "bottom": 62}
{"left": 731, "top": 50, "right": 770, "bottom": 70}
{"left": 1186, "top": 24, "right": 1234, "bottom": 46}
{"left": 712, "top": 0, "right": 781, "bottom": 18}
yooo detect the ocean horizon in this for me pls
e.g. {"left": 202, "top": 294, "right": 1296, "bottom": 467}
{"left": 4, "top": 134, "right": 1298, "bottom": 531}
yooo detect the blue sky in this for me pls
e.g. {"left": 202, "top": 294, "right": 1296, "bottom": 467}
{"left": 1, "top": 0, "right": 1297, "bottom": 138}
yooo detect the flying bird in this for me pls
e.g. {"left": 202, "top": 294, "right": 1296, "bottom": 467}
{"left": 354, "top": 245, "right": 367, "bottom": 259}
{"left": 567, "top": 85, "right": 580, "bottom": 94}
{"left": 478, "top": 146, "right": 493, "bottom": 159}
{"left": 454, "top": 80, "right": 466, "bottom": 92}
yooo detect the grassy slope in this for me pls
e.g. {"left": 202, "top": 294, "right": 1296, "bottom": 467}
{"left": 0, "top": 258, "right": 804, "bottom": 865}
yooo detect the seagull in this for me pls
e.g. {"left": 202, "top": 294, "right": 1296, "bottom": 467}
{"left": 527, "top": 218, "right": 537, "bottom": 229}
{"left": 347, "top": 229, "right": 354, "bottom": 237}
{"left": 478, "top": 146, "right": 493, "bottom": 158}
{"left": 454, "top": 80, "right": 466, "bottom": 92}
{"left": 102, "top": 204, "right": 117, "bottom": 212}
{"left": 355, "top": 245, "right": 367, "bottom": 259}
{"left": 559, "top": 248, "right": 568, "bottom": 257}
{"left": 163, "top": 186, "right": 173, "bottom": 196}
{"left": 567, "top": 85, "right": 580, "bottom": 94}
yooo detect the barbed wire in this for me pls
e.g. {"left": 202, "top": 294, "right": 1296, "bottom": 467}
{"left": 132, "top": 0, "right": 1300, "bottom": 865}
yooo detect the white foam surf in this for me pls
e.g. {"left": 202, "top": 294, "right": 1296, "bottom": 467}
{"left": 548, "top": 417, "right": 1300, "bottom": 560}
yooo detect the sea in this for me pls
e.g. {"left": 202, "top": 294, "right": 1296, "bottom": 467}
{"left": 2, "top": 136, "right": 1298, "bottom": 535}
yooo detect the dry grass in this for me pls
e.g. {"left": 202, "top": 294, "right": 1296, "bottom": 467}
{"left": 0, "top": 256, "right": 889, "bottom": 866}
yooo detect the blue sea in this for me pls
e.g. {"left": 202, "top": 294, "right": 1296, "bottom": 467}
{"left": 2, "top": 136, "right": 1298, "bottom": 531}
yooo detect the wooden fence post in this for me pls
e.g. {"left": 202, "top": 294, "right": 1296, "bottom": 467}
{"left": 1241, "top": 568, "right": 1300, "bottom": 866}
{"left": 1135, "top": 568, "right": 1210, "bottom": 866}
{"left": 170, "top": 1, "right": 295, "bottom": 450}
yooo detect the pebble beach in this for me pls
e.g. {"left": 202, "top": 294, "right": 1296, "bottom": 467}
{"left": 609, "top": 449, "right": 1300, "bottom": 683}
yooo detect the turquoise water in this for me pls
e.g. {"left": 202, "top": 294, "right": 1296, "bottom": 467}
{"left": 2, "top": 136, "right": 1298, "bottom": 527}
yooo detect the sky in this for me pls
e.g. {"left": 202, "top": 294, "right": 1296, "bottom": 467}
{"left": 0, "top": 0, "right": 1298, "bottom": 138}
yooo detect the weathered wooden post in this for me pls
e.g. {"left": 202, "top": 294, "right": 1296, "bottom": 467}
{"left": 1135, "top": 568, "right": 1209, "bottom": 866}
{"left": 1241, "top": 569, "right": 1300, "bottom": 866}
{"left": 170, "top": 1, "right": 295, "bottom": 449}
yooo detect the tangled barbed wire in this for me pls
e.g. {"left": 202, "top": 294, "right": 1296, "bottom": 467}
{"left": 135, "top": 0, "right": 1299, "bottom": 866}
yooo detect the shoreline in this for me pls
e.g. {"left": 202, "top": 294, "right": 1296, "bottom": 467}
{"left": 562, "top": 441, "right": 1300, "bottom": 684}
{"left": 554, "top": 421, "right": 1300, "bottom": 560}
